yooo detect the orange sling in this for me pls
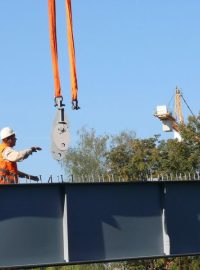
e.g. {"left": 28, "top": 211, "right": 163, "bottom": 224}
{"left": 48, "top": 0, "right": 79, "bottom": 109}
{"left": 66, "top": 0, "right": 78, "bottom": 105}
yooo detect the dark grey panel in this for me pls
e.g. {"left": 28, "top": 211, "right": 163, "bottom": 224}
{"left": 66, "top": 183, "right": 164, "bottom": 262}
{"left": 165, "top": 182, "right": 200, "bottom": 255}
{"left": 2, "top": 181, "right": 200, "bottom": 269}
{"left": 0, "top": 185, "right": 64, "bottom": 267}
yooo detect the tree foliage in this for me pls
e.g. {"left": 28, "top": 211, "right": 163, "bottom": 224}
{"left": 61, "top": 127, "right": 109, "bottom": 180}
{"left": 107, "top": 136, "right": 159, "bottom": 180}
{"left": 62, "top": 115, "right": 200, "bottom": 181}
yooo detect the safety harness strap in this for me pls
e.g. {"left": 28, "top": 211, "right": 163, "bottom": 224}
{"left": 0, "top": 169, "right": 18, "bottom": 184}
{"left": 0, "top": 168, "right": 17, "bottom": 177}
{"left": 0, "top": 176, "right": 17, "bottom": 184}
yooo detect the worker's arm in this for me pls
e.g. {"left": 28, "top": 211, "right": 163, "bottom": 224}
{"left": 2, "top": 146, "right": 42, "bottom": 162}
{"left": 18, "top": 170, "right": 39, "bottom": 181}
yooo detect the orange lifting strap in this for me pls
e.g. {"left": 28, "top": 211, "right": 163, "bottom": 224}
{"left": 48, "top": 0, "right": 78, "bottom": 107}
{"left": 66, "top": 0, "right": 78, "bottom": 103}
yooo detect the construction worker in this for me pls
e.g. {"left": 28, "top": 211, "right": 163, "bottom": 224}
{"left": 0, "top": 127, "right": 42, "bottom": 184}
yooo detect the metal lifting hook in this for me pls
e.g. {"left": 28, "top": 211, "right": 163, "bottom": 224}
{"left": 51, "top": 96, "right": 70, "bottom": 160}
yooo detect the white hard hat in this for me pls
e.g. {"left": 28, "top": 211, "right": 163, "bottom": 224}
{"left": 0, "top": 127, "right": 15, "bottom": 140}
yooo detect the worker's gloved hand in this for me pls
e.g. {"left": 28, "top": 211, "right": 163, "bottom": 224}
{"left": 31, "top": 176, "right": 39, "bottom": 181}
{"left": 31, "top": 147, "right": 42, "bottom": 152}
{"left": 27, "top": 175, "right": 39, "bottom": 181}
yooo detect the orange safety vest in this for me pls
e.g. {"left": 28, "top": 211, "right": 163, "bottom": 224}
{"left": 0, "top": 143, "right": 18, "bottom": 184}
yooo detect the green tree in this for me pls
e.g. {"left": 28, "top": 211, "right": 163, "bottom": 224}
{"left": 180, "top": 113, "right": 200, "bottom": 144}
{"left": 151, "top": 114, "right": 200, "bottom": 177}
{"left": 180, "top": 113, "right": 200, "bottom": 172}
{"left": 106, "top": 136, "right": 159, "bottom": 180}
{"left": 32, "top": 263, "right": 106, "bottom": 270}
{"left": 61, "top": 122, "right": 200, "bottom": 181}
{"left": 61, "top": 127, "right": 109, "bottom": 181}
{"left": 156, "top": 139, "right": 192, "bottom": 175}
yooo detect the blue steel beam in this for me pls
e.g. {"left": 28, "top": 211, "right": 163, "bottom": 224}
{"left": 0, "top": 181, "right": 200, "bottom": 268}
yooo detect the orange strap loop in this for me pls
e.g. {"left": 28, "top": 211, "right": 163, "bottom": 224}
{"left": 48, "top": 0, "right": 61, "bottom": 98}
{"left": 48, "top": 0, "right": 78, "bottom": 105}
{"left": 66, "top": 0, "right": 78, "bottom": 102}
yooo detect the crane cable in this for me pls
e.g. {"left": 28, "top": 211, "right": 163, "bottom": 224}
{"left": 48, "top": 0, "right": 79, "bottom": 109}
{"left": 181, "top": 94, "right": 195, "bottom": 118}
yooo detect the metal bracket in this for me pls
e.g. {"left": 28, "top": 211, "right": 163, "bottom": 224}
{"left": 51, "top": 141, "right": 66, "bottom": 161}
{"left": 51, "top": 97, "right": 70, "bottom": 160}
